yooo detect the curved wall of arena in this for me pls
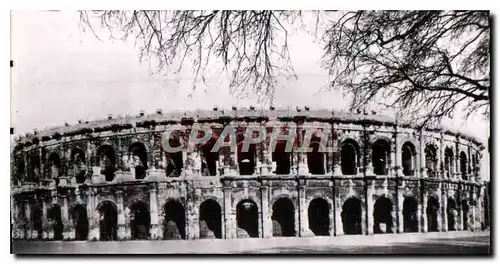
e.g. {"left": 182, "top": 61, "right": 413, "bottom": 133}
{"left": 10, "top": 108, "right": 490, "bottom": 241}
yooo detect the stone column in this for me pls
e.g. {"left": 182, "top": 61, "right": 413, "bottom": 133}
{"left": 397, "top": 188, "right": 404, "bottom": 233}
{"left": 149, "top": 187, "right": 159, "bottom": 239}
{"left": 298, "top": 178, "right": 310, "bottom": 236}
{"left": 222, "top": 181, "right": 234, "bottom": 239}
{"left": 116, "top": 190, "right": 126, "bottom": 240}
{"left": 260, "top": 180, "right": 271, "bottom": 238}
{"left": 25, "top": 201, "right": 32, "bottom": 240}
{"left": 62, "top": 195, "right": 71, "bottom": 240}
{"left": 334, "top": 193, "right": 344, "bottom": 236}
{"left": 441, "top": 191, "right": 448, "bottom": 232}
{"left": 420, "top": 137, "right": 427, "bottom": 178}
{"left": 421, "top": 194, "right": 428, "bottom": 233}
{"left": 366, "top": 181, "right": 374, "bottom": 235}
{"left": 297, "top": 124, "right": 309, "bottom": 175}
{"left": 390, "top": 142, "right": 397, "bottom": 177}
{"left": 394, "top": 133, "right": 402, "bottom": 177}
{"left": 333, "top": 149, "right": 342, "bottom": 176}
{"left": 87, "top": 189, "right": 99, "bottom": 241}
{"left": 364, "top": 141, "right": 374, "bottom": 176}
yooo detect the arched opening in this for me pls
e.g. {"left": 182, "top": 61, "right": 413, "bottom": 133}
{"left": 237, "top": 141, "right": 256, "bottom": 176}
{"left": 372, "top": 139, "right": 390, "bottom": 175}
{"left": 447, "top": 198, "right": 457, "bottom": 231}
{"left": 129, "top": 201, "right": 151, "bottom": 240}
{"left": 97, "top": 201, "right": 117, "bottom": 241}
{"left": 71, "top": 148, "right": 87, "bottom": 184}
{"left": 48, "top": 152, "right": 61, "bottom": 184}
{"left": 425, "top": 145, "right": 438, "bottom": 178}
{"left": 236, "top": 199, "right": 259, "bottom": 238}
{"left": 272, "top": 140, "right": 291, "bottom": 175}
{"left": 163, "top": 133, "right": 184, "bottom": 177}
{"left": 200, "top": 136, "right": 219, "bottom": 176}
{"left": 460, "top": 151, "right": 468, "bottom": 180}
{"left": 342, "top": 197, "right": 362, "bottom": 235}
{"left": 31, "top": 206, "right": 43, "bottom": 240}
{"left": 163, "top": 200, "right": 186, "bottom": 240}
{"left": 199, "top": 199, "right": 222, "bottom": 239}
{"left": 373, "top": 196, "right": 394, "bottom": 234}
{"left": 341, "top": 140, "right": 359, "bottom": 175}
{"left": 47, "top": 205, "right": 63, "bottom": 240}
{"left": 28, "top": 152, "right": 41, "bottom": 182}
{"left": 402, "top": 142, "right": 416, "bottom": 176}
{"left": 426, "top": 196, "right": 440, "bottom": 232}
{"left": 15, "top": 155, "right": 25, "bottom": 185}
{"left": 444, "top": 148, "right": 454, "bottom": 178}
{"left": 308, "top": 198, "right": 330, "bottom": 236}
{"left": 129, "top": 142, "right": 148, "bottom": 180}
{"left": 271, "top": 198, "right": 295, "bottom": 237}
{"left": 462, "top": 200, "right": 469, "bottom": 230}
{"left": 71, "top": 204, "right": 89, "bottom": 241}
{"left": 307, "top": 136, "right": 325, "bottom": 175}
{"left": 402, "top": 197, "right": 418, "bottom": 232}
{"left": 97, "top": 145, "right": 116, "bottom": 182}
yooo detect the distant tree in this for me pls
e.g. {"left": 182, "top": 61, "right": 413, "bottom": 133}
{"left": 80, "top": 10, "right": 490, "bottom": 126}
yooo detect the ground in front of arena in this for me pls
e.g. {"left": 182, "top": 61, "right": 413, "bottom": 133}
{"left": 12, "top": 231, "right": 490, "bottom": 255}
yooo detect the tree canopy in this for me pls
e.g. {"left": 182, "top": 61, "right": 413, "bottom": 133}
{"left": 80, "top": 10, "right": 490, "bottom": 127}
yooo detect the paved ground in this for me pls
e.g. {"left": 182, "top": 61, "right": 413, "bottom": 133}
{"left": 12, "top": 231, "right": 490, "bottom": 255}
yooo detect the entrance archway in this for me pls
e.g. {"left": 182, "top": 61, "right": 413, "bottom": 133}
{"left": 447, "top": 198, "right": 457, "bottom": 231}
{"left": 199, "top": 199, "right": 222, "bottom": 239}
{"left": 372, "top": 139, "right": 390, "bottom": 175}
{"left": 128, "top": 142, "right": 148, "bottom": 180}
{"left": 373, "top": 196, "right": 394, "bottom": 234}
{"left": 402, "top": 197, "right": 418, "bottom": 232}
{"left": 271, "top": 198, "right": 295, "bottom": 237}
{"left": 307, "top": 137, "right": 325, "bottom": 175}
{"left": 97, "top": 201, "right": 117, "bottom": 241}
{"left": 236, "top": 199, "right": 259, "bottom": 238}
{"left": 163, "top": 200, "right": 186, "bottom": 240}
{"left": 342, "top": 197, "right": 362, "bottom": 235}
{"left": 130, "top": 201, "right": 151, "bottom": 240}
{"left": 31, "top": 207, "right": 43, "bottom": 240}
{"left": 47, "top": 205, "right": 63, "bottom": 240}
{"left": 426, "top": 196, "right": 440, "bottom": 232}
{"left": 97, "top": 145, "right": 116, "bottom": 182}
{"left": 341, "top": 140, "right": 359, "bottom": 175}
{"left": 308, "top": 198, "right": 330, "bottom": 236}
{"left": 272, "top": 141, "right": 291, "bottom": 175}
{"left": 71, "top": 204, "right": 89, "bottom": 241}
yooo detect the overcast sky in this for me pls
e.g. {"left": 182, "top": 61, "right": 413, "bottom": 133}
{"left": 10, "top": 10, "right": 490, "bottom": 140}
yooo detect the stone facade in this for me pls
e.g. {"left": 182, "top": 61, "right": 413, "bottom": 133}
{"left": 10, "top": 108, "right": 490, "bottom": 241}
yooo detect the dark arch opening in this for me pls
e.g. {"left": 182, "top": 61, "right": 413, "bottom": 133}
{"left": 444, "top": 148, "right": 454, "bottom": 178}
{"left": 402, "top": 142, "right": 416, "bottom": 176}
{"left": 272, "top": 140, "right": 291, "bottom": 175}
{"left": 31, "top": 206, "right": 43, "bottom": 240}
{"left": 71, "top": 204, "right": 89, "bottom": 240}
{"left": 402, "top": 197, "right": 419, "bottom": 232}
{"left": 308, "top": 198, "right": 330, "bottom": 236}
{"left": 130, "top": 201, "right": 150, "bottom": 240}
{"left": 129, "top": 142, "right": 148, "bottom": 180}
{"left": 236, "top": 199, "right": 259, "bottom": 238}
{"left": 237, "top": 142, "right": 256, "bottom": 176}
{"left": 462, "top": 200, "right": 469, "bottom": 230}
{"left": 373, "top": 196, "right": 394, "bottom": 234}
{"left": 460, "top": 151, "right": 468, "bottom": 180}
{"left": 341, "top": 140, "right": 359, "bottom": 175}
{"left": 372, "top": 139, "right": 390, "bottom": 175}
{"left": 97, "top": 201, "right": 117, "bottom": 241}
{"left": 447, "top": 198, "right": 457, "bottom": 231}
{"left": 15, "top": 156, "right": 25, "bottom": 185}
{"left": 271, "top": 198, "right": 295, "bottom": 237}
{"left": 163, "top": 201, "right": 186, "bottom": 240}
{"left": 425, "top": 145, "right": 438, "bottom": 178}
{"left": 199, "top": 199, "right": 222, "bottom": 239}
{"left": 71, "top": 148, "right": 87, "bottom": 183}
{"left": 201, "top": 136, "right": 219, "bottom": 176}
{"left": 48, "top": 152, "right": 61, "bottom": 181}
{"left": 307, "top": 139, "right": 325, "bottom": 175}
{"left": 28, "top": 153, "right": 41, "bottom": 183}
{"left": 164, "top": 136, "right": 183, "bottom": 177}
{"left": 426, "top": 196, "right": 440, "bottom": 232}
{"left": 342, "top": 197, "right": 362, "bottom": 235}
{"left": 47, "top": 205, "right": 63, "bottom": 240}
{"left": 97, "top": 145, "right": 116, "bottom": 182}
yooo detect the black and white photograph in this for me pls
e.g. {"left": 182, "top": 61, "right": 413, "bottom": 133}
{"left": 8, "top": 6, "right": 492, "bottom": 255}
